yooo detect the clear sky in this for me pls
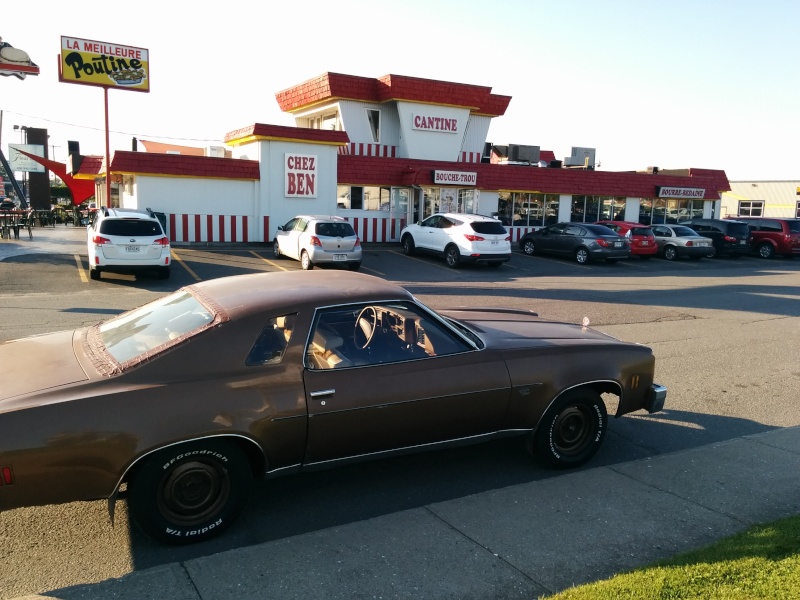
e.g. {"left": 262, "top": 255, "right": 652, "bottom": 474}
{"left": 2, "top": 0, "right": 797, "bottom": 181}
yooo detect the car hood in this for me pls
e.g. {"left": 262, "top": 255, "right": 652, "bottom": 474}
{"left": 439, "top": 308, "right": 622, "bottom": 349}
{"left": 0, "top": 330, "right": 89, "bottom": 405}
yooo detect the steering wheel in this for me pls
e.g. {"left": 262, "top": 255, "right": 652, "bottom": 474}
{"left": 354, "top": 306, "right": 378, "bottom": 349}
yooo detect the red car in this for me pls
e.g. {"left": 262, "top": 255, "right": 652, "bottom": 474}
{"left": 596, "top": 221, "right": 658, "bottom": 259}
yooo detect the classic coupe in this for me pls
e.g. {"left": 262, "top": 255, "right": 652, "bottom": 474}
{"left": 0, "top": 271, "right": 666, "bottom": 544}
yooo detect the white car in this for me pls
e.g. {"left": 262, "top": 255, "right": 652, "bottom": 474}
{"left": 87, "top": 207, "right": 171, "bottom": 280}
{"left": 273, "top": 215, "right": 362, "bottom": 270}
{"left": 400, "top": 213, "right": 511, "bottom": 268}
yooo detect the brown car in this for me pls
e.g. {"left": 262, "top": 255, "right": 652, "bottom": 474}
{"left": 0, "top": 271, "right": 666, "bottom": 544}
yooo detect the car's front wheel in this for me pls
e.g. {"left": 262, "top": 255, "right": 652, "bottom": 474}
{"left": 444, "top": 244, "right": 461, "bottom": 268}
{"left": 300, "top": 250, "right": 313, "bottom": 270}
{"left": 522, "top": 239, "right": 535, "bottom": 256}
{"left": 273, "top": 240, "right": 282, "bottom": 259}
{"left": 128, "top": 439, "right": 253, "bottom": 544}
{"left": 533, "top": 390, "right": 607, "bottom": 469}
{"left": 401, "top": 235, "right": 416, "bottom": 256}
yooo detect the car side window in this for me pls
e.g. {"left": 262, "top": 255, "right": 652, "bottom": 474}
{"left": 652, "top": 226, "right": 669, "bottom": 236}
{"left": 246, "top": 314, "right": 296, "bottom": 366}
{"left": 440, "top": 218, "right": 455, "bottom": 229}
{"left": 564, "top": 225, "right": 582, "bottom": 236}
{"left": 296, "top": 219, "right": 310, "bottom": 232}
{"left": 306, "top": 302, "right": 472, "bottom": 370}
{"left": 421, "top": 216, "right": 440, "bottom": 228}
{"left": 282, "top": 218, "right": 297, "bottom": 231}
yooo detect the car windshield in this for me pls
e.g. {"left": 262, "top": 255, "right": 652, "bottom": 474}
{"left": 672, "top": 226, "right": 698, "bottom": 237}
{"left": 100, "top": 219, "right": 163, "bottom": 236}
{"left": 98, "top": 291, "right": 213, "bottom": 364}
{"left": 315, "top": 222, "right": 355, "bottom": 237}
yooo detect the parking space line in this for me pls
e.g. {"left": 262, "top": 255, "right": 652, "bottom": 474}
{"left": 248, "top": 250, "right": 289, "bottom": 271}
{"left": 73, "top": 254, "right": 88, "bottom": 282}
{"left": 171, "top": 250, "right": 202, "bottom": 281}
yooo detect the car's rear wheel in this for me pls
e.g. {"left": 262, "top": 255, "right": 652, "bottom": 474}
{"left": 348, "top": 262, "right": 362, "bottom": 271}
{"left": 487, "top": 261, "right": 503, "bottom": 268}
{"left": 522, "top": 239, "right": 535, "bottom": 256}
{"left": 273, "top": 240, "right": 282, "bottom": 259}
{"left": 605, "top": 258, "right": 617, "bottom": 264}
{"left": 301, "top": 250, "right": 313, "bottom": 270}
{"left": 574, "top": 247, "right": 589, "bottom": 264}
{"left": 158, "top": 266, "right": 171, "bottom": 280}
{"left": 639, "top": 255, "right": 651, "bottom": 260}
{"left": 444, "top": 245, "right": 461, "bottom": 268}
{"left": 129, "top": 439, "right": 253, "bottom": 544}
{"left": 707, "top": 246, "right": 718, "bottom": 258}
{"left": 663, "top": 245, "right": 678, "bottom": 261}
{"left": 757, "top": 243, "right": 775, "bottom": 259}
{"left": 89, "top": 265, "right": 101, "bottom": 280}
{"left": 401, "top": 234, "right": 416, "bottom": 256}
{"left": 533, "top": 390, "right": 607, "bottom": 469}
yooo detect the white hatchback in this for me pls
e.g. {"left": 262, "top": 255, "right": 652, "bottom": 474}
{"left": 87, "top": 208, "right": 171, "bottom": 280}
{"left": 273, "top": 215, "right": 362, "bottom": 270}
{"left": 400, "top": 213, "right": 511, "bottom": 268}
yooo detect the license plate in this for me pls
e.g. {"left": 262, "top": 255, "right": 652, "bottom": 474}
{"left": 698, "top": 242, "right": 707, "bottom": 246}
{"left": 333, "top": 254, "right": 346, "bottom": 261}
{"left": 614, "top": 241, "right": 622, "bottom": 248}
{"left": 739, "top": 240, "right": 746, "bottom": 245}
{"left": 641, "top": 241, "right": 649, "bottom": 246}
{"left": 125, "top": 245, "right": 140, "bottom": 253}
{"left": 490, "top": 240, "right": 499, "bottom": 245}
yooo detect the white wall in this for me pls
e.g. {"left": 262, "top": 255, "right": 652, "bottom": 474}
{"left": 396, "top": 102, "right": 471, "bottom": 161}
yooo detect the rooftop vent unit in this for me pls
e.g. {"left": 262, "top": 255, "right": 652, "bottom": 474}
{"left": 206, "top": 146, "right": 227, "bottom": 158}
{"left": 508, "top": 144, "right": 540, "bottom": 164}
{"left": 563, "top": 146, "right": 596, "bottom": 169}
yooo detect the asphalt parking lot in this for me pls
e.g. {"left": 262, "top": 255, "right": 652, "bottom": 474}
{"left": 1, "top": 228, "right": 799, "bottom": 598}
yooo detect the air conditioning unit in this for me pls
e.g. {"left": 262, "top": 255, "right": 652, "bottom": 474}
{"left": 206, "top": 146, "right": 227, "bottom": 158}
{"left": 508, "top": 144, "right": 540, "bottom": 163}
{"left": 563, "top": 147, "right": 596, "bottom": 168}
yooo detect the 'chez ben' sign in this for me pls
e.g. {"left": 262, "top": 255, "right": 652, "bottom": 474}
{"left": 285, "top": 154, "right": 317, "bottom": 198}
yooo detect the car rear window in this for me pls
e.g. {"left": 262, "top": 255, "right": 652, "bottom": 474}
{"left": 726, "top": 223, "right": 750, "bottom": 237}
{"left": 100, "top": 219, "right": 163, "bottom": 237}
{"left": 470, "top": 221, "right": 508, "bottom": 235}
{"left": 787, "top": 221, "right": 800, "bottom": 233}
{"left": 631, "top": 227, "right": 652, "bottom": 236}
{"left": 315, "top": 222, "right": 355, "bottom": 237}
{"left": 672, "top": 226, "right": 698, "bottom": 236}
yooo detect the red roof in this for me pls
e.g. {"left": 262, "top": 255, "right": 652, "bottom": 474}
{"left": 109, "top": 151, "right": 260, "bottom": 180}
{"left": 275, "top": 73, "right": 511, "bottom": 117}
{"left": 337, "top": 155, "right": 730, "bottom": 199}
{"left": 225, "top": 123, "right": 349, "bottom": 146}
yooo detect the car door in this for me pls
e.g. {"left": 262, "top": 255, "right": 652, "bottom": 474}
{"left": 560, "top": 224, "right": 585, "bottom": 255}
{"left": 300, "top": 302, "right": 512, "bottom": 464}
{"left": 536, "top": 224, "right": 564, "bottom": 254}
{"left": 275, "top": 217, "right": 301, "bottom": 259}
{"left": 651, "top": 225, "right": 672, "bottom": 251}
{"left": 414, "top": 215, "right": 442, "bottom": 251}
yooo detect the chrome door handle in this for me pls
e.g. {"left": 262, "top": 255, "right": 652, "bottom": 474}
{"left": 310, "top": 389, "right": 335, "bottom": 399}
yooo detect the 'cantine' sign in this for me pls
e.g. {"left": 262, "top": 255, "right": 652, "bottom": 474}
{"left": 59, "top": 36, "right": 150, "bottom": 92}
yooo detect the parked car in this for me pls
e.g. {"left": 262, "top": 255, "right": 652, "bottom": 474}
{"left": 726, "top": 217, "right": 800, "bottom": 259}
{"left": 273, "top": 215, "right": 361, "bottom": 271}
{"left": 650, "top": 224, "right": 714, "bottom": 261}
{"left": 596, "top": 221, "right": 658, "bottom": 259}
{"left": 684, "top": 218, "right": 751, "bottom": 258}
{"left": 400, "top": 213, "right": 511, "bottom": 268}
{"left": 0, "top": 270, "right": 666, "bottom": 544}
{"left": 519, "top": 222, "right": 631, "bottom": 264}
{"left": 87, "top": 207, "right": 171, "bottom": 280}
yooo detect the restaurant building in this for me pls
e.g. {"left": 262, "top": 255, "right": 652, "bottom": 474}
{"left": 72, "top": 72, "right": 732, "bottom": 244}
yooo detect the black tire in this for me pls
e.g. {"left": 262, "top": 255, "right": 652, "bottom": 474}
{"left": 522, "top": 239, "right": 535, "bottom": 256}
{"left": 273, "top": 240, "right": 282, "bottom": 259}
{"left": 707, "top": 246, "right": 718, "bottom": 259}
{"left": 348, "top": 262, "right": 362, "bottom": 271}
{"left": 89, "top": 266, "right": 101, "bottom": 280}
{"left": 758, "top": 243, "right": 775, "bottom": 258}
{"left": 639, "top": 255, "right": 651, "bottom": 260}
{"left": 663, "top": 245, "right": 678, "bottom": 261}
{"left": 128, "top": 439, "right": 253, "bottom": 544}
{"left": 158, "top": 266, "right": 171, "bottom": 280}
{"left": 575, "top": 247, "right": 589, "bottom": 264}
{"left": 401, "top": 235, "right": 416, "bottom": 256}
{"left": 533, "top": 390, "right": 607, "bottom": 469}
{"left": 444, "top": 245, "right": 461, "bottom": 268}
{"left": 605, "top": 258, "right": 617, "bottom": 264}
{"left": 300, "top": 250, "right": 313, "bottom": 270}
{"left": 487, "top": 261, "right": 503, "bottom": 268}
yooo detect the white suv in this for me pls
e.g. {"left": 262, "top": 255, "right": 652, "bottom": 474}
{"left": 400, "top": 213, "right": 511, "bottom": 268}
{"left": 273, "top": 215, "right": 362, "bottom": 270}
{"left": 87, "top": 208, "right": 171, "bottom": 280}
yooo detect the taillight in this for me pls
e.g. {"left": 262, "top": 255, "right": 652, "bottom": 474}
{"left": 505, "top": 235, "right": 511, "bottom": 241}
{"left": 92, "top": 235, "right": 111, "bottom": 245}
{"left": 596, "top": 239, "right": 610, "bottom": 247}
{"left": 309, "top": 236, "right": 322, "bottom": 247}
{"left": 354, "top": 237, "right": 361, "bottom": 247}
{"left": 686, "top": 241, "right": 694, "bottom": 247}
{"left": 464, "top": 234, "right": 485, "bottom": 242}
{"left": 723, "top": 235, "right": 736, "bottom": 242}
{"left": 153, "top": 237, "right": 169, "bottom": 246}
{"left": 1, "top": 466, "right": 13, "bottom": 485}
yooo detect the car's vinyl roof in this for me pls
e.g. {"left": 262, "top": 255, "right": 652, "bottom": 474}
{"left": 189, "top": 271, "right": 412, "bottom": 316}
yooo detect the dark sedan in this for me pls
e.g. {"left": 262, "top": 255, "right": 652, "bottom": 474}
{"left": 0, "top": 271, "right": 665, "bottom": 544}
{"left": 519, "top": 222, "right": 631, "bottom": 264}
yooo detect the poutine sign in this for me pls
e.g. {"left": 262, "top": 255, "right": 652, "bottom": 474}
{"left": 59, "top": 36, "right": 150, "bottom": 92}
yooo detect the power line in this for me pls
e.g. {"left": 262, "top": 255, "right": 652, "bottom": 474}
{"left": 2, "top": 110, "right": 224, "bottom": 144}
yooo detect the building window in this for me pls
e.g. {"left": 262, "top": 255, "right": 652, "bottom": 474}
{"left": 336, "top": 185, "right": 391, "bottom": 211}
{"left": 639, "top": 198, "right": 703, "bottom": 224}
{"left": 571, "top": 195, "right": 622, "bottom": 223}
{"left": 796, "top": 201, "right": 800, "bottom": 218}
{"left": 738, "top": 200, "right": 764, "bottom": 217}
{"left": 367, "top": 109, "right": 380, "bottom": 143}
{"left": 496, "top": 192, "right": 559, "bottom": 227}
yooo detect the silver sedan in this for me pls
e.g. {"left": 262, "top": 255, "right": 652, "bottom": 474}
{"left": 650, "top": 224, "right": 713, "bottom": 261}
